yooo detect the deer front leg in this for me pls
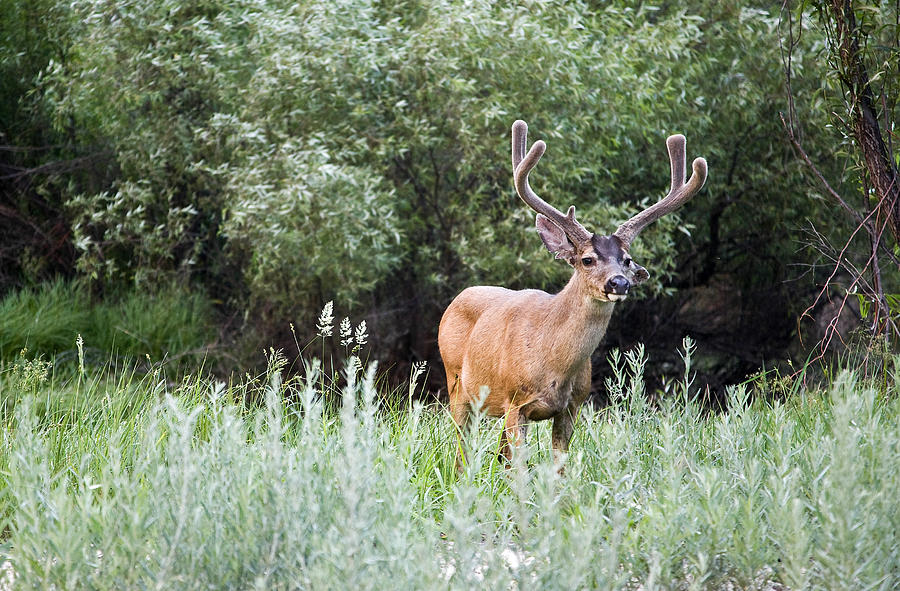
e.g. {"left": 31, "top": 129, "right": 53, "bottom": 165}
{"left": 551, "top": 391, "right": 587, "bottom": 473}
{"left": 551, "top": 407, "right": 576, "bottom": 468}
{"left": 551, "top": 364, "right": 590, "bottom": 472}
{"left": 499, "top": 407, "right": 527, "bottom": 464}
{"left": 551, "top": 405, "right": 581, "bottom": 475}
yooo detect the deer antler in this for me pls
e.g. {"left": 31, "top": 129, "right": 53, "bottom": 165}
{"left": 613, "top": 134, "right": 707, "bottom": 247}
{"left": 512, "top": 120, "right": 592, "bottom": 244}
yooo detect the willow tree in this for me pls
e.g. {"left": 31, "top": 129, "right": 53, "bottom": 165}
{"left": 784, "top": 0, "right": 900, "bottom": 348}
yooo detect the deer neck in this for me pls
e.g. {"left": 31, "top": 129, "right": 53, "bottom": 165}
{"left": 544, "top": 272, "right": 615, "bottom": 366}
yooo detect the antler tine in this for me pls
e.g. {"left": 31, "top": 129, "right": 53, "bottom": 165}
{"left": 614, "top": 134, "right": 707, "bottom": 247}
{"left": 511, "top": 120, "right": 592, "bottom": 244}
{"left": 668, "top": 134, "right": 686, "bottom": 191}
{"left": 512, "top": 120, "right": 528, "bottom": 171}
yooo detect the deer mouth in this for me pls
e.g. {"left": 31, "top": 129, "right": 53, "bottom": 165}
{"left": 595, "top": 290, "right": 628, "bottom": 302}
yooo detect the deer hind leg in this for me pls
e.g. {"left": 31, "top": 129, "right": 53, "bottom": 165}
{"left": 551, "top": 408, "right": 575, "bottom": 468}
{"left": 447, "top": 372, "right": 471, "bottom": 473}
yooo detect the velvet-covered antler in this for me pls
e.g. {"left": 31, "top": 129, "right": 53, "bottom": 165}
{"left": 512, "top": 120, "right": 592, "bottom": 245}
{"left": 613, "top": 134, "right": 707, "bottom": 247}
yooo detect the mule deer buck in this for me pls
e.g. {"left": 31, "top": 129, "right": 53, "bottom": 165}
{"left": 438, "top": 120, "right": 707, "bottom": 469}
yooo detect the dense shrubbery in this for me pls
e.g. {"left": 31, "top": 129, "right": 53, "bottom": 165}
{"left": 49, "top": 0, "right": 711, "bottom": 294}
{"left": 1, "top": 0, "right": 897, "bottom": 379}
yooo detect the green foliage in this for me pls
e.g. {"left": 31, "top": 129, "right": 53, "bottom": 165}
{"left": 0, "top": 0, "right": 72, "bottom": 142}
{"left": 35, "top": 0, "right": 822, "bottom": 321}
{"left": 787, "top": 0, "right": 900, "bottom": 343}
{"left": 251, "top": 0, "right": 709, "bottom": 294}
{"left": 88, "top": 284, "right": 216, "bottom": 363}
{"left": 685, "top": 3, "right": 834, "bottom": 285}
{"left": 49, "top": 0, "right": 258, "bottom": 282}
{"left": 1, "top": 339, "right": 898, "bottom": 589}
{"left": 0, "top": 280, "right": 90, "bottom": 358}
{"left": 804, "top": 0, "right": 900, "bottom": 146}
{"left": 3, "top": 0, "right": 882, "bottom": 370}
{"left": 0, "top": 280, "right": 215, "bottom": 365}
{"left": 0, "top": 0, "right": 84, "bottom": 285}
{"left": 210, "top": 119, "right": 402, "bottom": 311}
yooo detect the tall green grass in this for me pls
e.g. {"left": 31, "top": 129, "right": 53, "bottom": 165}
{"left": 0, "top": 279, "right": 215, "bottom": 368}
{"left": 0, "top": 341, "right": 898, "bottom": 589}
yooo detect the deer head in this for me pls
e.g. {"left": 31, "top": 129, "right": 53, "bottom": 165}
{"left": 512, "top": 119, "right": 707, "bottom": 302}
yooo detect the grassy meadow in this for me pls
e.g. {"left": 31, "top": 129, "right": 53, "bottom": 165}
{"left": 1, "top": 295, "right": 899, "bottom": 590}
{"left": 4, "top": 1, "right": 900, "bottom": 588}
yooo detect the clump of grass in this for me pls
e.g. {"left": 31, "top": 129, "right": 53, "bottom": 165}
{"left": 0, "top": 279, "right": 91, "bottom": 359}
{"left": 0, "top": 279, "right": 215, "bottom": 368}
{"left": 88, "top": 284, "right": 215, "bottom": 365}
{"left": 0, "top": 333, "right": 898, "bottom": 589}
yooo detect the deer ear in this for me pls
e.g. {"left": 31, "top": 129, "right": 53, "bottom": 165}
{"left": 536, "top": 214, "right": 576, "bottom": 263}
{"left": 631, "top": 263, "right": 650, "bottom": 284}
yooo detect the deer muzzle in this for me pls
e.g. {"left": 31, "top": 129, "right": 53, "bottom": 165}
{"left": 605, "top": 275, "right": 630, "bottom": 298}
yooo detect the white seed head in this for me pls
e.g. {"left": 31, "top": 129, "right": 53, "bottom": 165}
{"left": 355, "top": 320, "right": 368, "bottom": 347}
{"left": 316, "top": 301, "right": 334, "bottom": 337}
{"left": 340, "top": 317, "right": 352, "bottom": 346}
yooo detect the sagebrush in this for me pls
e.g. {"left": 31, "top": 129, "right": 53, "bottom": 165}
{"left": 1, "top": 339, "right": 898, "bottom": 589}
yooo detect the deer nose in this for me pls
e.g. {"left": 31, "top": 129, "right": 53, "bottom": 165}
{"left": 606, "top": 275, "right": 630, "bottom": 295}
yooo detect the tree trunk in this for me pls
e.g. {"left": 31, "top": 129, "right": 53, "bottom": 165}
{"left": 830, "top": 0, "right": 900, "bottom": 242}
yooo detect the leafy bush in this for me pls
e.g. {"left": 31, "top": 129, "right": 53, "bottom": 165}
{"left": 210, "top": 118, "right": 402, "bottom": 313}
{"left": 4, "top": 0, "right": 873, "bottom": 374}
{"left": 38, "top": 1, "right": 804, "bottom": 322}
{"left": 51, "top": 0, "right": 256, "bottom": 283}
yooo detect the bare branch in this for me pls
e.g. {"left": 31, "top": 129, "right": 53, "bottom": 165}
{"left": 779, "top": 112, "right": 900, "bottom": 268}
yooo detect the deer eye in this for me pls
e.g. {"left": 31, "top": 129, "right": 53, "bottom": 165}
{"left": 581, "top": 257, "right": 594, "bottom": 266}
{"left": 623, "top": 258, "right": 633, "bottom": 266}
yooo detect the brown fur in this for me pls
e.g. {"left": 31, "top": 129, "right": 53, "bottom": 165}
{"left": 439, "top": 239, "right": 630, "bottom": 469}
{"left": 439, "top": 120, "right": 706, "bottom": 470}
